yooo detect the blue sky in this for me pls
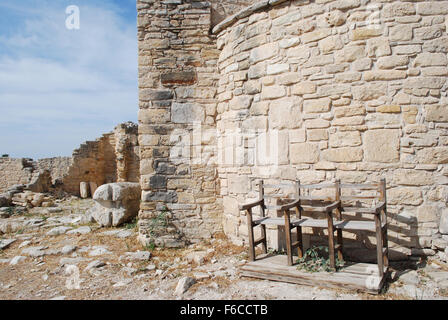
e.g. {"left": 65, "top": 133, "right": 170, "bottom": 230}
{"left": 0, "top": 0, "right": 138, "bottom": 159}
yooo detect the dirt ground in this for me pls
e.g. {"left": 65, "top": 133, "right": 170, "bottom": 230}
{"left": 1, "top": 198, "right": 448, "bottom": 300}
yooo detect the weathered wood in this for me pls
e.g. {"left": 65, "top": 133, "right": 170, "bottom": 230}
{"left": 298, "top": 183, "right": 336, "bottom": 189}
{"left": 240, "top": 255, "right": 386, "bottom": 294}
{"left": 340, "top": 183, "right": 379, "bottom": 190}
{"left": 246, "top": 208, "right": 255, "bottom": 262}
{"left": 284, "top": 209, "right": 293, "bottom": 266}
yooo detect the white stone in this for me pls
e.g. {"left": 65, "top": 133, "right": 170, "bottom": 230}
{"left": 9, "top": 256, "right": 26, "bottom": 266}
{"left": 174, "top": 276, "right": 196, "bottom": 296}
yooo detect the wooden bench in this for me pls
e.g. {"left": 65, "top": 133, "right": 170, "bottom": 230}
{"left": 239, "top": 179, "right": 389, "bottom": 277}
{"left": 239, "top": 180, "right": 341, "bottom": 268}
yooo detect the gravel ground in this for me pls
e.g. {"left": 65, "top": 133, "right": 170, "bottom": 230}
{"left": 1, "top": 198, "right": 448, "bottom": 300}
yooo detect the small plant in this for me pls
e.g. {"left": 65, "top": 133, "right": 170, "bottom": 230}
{"left": 5, "top": 207, "right": 15, "bottom": 216}
{"left": 296, "top": 246, "right": 344, "bottom": 273}
{"left": 124, "top": 217, "right": 138, "bottom": 230}
{"left": 144, "top": 241, "right": 156, "bottom": 252}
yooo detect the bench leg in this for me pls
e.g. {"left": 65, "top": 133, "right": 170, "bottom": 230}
{"left": 336, "top": 229, "right": 344, "bottom": 261}
{"left": 375, "top": 215, "right": 384, "bottom": 277}
{"left": 246, "top": 209, "right": 256, "bottom": 262}
{"left": 284, "top": 210, "right": 294, "bottom": 266}
{"left": 327, "top": 211, "right": 336, "bottom": 270}
{"left": 296, "top": 226, "right": 303, "bottom": 258}
{"left": 260, "top": 224, "right": 267, "bottom": 254}
{"left": 336, "top": 208, "right": 344, "bottom": 261}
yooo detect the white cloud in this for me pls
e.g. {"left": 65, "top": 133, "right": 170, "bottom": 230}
{"left": 0, "top": 1, "right": 138, "bottom": 159}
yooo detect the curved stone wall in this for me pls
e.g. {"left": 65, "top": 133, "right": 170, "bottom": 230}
{"left": 215, "top": 0, "right": 448, "bottom": 260}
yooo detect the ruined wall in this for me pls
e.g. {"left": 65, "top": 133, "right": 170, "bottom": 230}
{"left": 137, "top": 0, "right": 222, "bottom": 247}
{"left": 0, "top": 158, "right": 36, "bottom": 191}
{"left": 214, "top": 0, "right": 448, "bottom": 260}
{"left": 0, "top": 122, "right": 140, "bottom": 197}
{"left": 61, "top": 122, "right": 140, "bottom": 196}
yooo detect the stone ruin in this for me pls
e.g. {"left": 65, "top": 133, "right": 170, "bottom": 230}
{"left": 0, "top": 122, "right": 140, "bottom": 223}
{"left": 136, "top": 0, "right": 448, "bottom": 263}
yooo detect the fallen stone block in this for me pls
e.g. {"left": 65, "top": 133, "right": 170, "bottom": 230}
{"left": 89, "top": 182, "right": 141, "bottom": 227}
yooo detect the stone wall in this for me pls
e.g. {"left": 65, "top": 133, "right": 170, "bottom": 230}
{"left": 137, "top": 0, "right": 223, "bottom": 247}
{"left": 0, "top": 158, "right": 37, "bottom": 191}
{"left": 213, "top": 0, "right": 448, "bottom": 260}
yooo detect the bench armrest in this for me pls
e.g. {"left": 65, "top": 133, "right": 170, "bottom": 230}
{"left": 374, "top": 201, "right": 386, "bottom": 213}
{"left": 239, "top": 199, "right": 264, "bottom": 211}
{"left": 324, "top": 200, "right": 341, "bottom": 212}
{"left": 278, "top": 199, "right": 301, "bottom": 211}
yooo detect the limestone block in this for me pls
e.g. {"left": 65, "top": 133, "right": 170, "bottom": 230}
{"left": 80, "top": 182, "right": 90, "bottom": 199}
{"left": 171, "top": 103, "right": 205, "bottom": 123}
{"left": 261, "top": 86, "right": 286, "bottom": 100}
{"left": 228, "top": 176, "right": 249, "bottom": 194}
{"left": 89, "top": 182, "right": 141, "bottom": 227}
{"left": 393, "top": 169, "right": 434, "bottom": 186}
{"left": 351, "top": 28, "right": 382, "bottom": 41}
{"left": 292, "top": 82, "right": 316, "bottom": 95}
{"left": 366, "top": 38, "right": 391, "bottom": 57}
{"left": 223, "top": 196, "right": 240, "bottom": 217}
{"left": 334, "top": 106, "right": 366, "bottom": 118}
{"left": 330, "top": 0, "right": 360, "bottom": 10}
{"left": 249, "top": 43, "right": 278, "bottom": 64}
{"left": 377, "top": 105, "right": 401, "bottom": 113}
{"left": 289, "top": 129, "right": 306, "bottom": 143}
{"left": 382, "top": 2, "right": 416, "bottom": 18}
{"left": 388, "top": 187, "right": 423, "bottom": 206}
{"left": 364, "top": 130, "right": 399, "bottom": 163}
{"left": 319, "top": 36, "right": 344, "bottom": 54}
{"left": 229, "top": 95, "right": 253, "bottom": 110}
{"left": 304, "top": 118, "right": 330, "bottom": 129}
{"left": 417, "top": 2, "right": 448, "bottom": 15}
{"left": 389, "top": 25, "right": 413, "bottom": 41}
{"left": 302, "top": 28, "right": 332, "bottom": 44}
{"left": 364, "top": 70, "right": 407, "bottom": 81}
{"left": 290, "top": 143, "right": 320, "bottom": 164}
{"left": 417, "top": 206, "right": 440, "bottom": 223}
{"left": 267, "top": 64, "right": 289, "bottom": 75}
{"left": 440, "top": 210, "right": 448, "bottom": 234}
{"left": 269, "top": 98, "right": 301, "bottom": 129}
{"left": 329, "top": 131, "right": 361, "bottom": 148}
{"left": 307, "top": 129, "right": 328, "bottom": 142}
{"left": 426, "top": 105, "right": 448, "bottom": 122}
{"left": 321, "top": 147, "right": 363, "bottom": 163}
{"left": 417, "top": 147, "right": 448, "bottom": 164}
{"left": 414, "top": 53, "right": 448, "bottom": 67}
{"left": 324, "top": 10, "right": 346, "bottom": 27}
{"left": 377, "top": 56, "right": 408, "bottom": 69}
{"left": 303, "top": 98, "right": 331, "bottom": 113}
{"left": 89, "top": 182, "right": 98, "bottom": 195}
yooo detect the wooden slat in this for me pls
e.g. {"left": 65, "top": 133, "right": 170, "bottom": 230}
{"left": 264, "top": 183, "right": 296, "bottom": 189}
{"left": 254, "top": 238, "right": 265, "bottom": 247}
{"left": 293, "top": 218, "right": 329, "bottom": 228}
{"left": 342, "top": 206, "right": 378, "bottom": 214}
{"left": 300, "top": 205, "right": 332, "bottom": 213}
{"left": 340, "top": 195, "right": 378, "bottom": 200}
{"left": 299, "top": 195, "right": 334, "bottom": 201}
{"left": 340, "top": 183, "right": 379, "bottom": 190}
{"left": 299, "top": 183, "right": 336, "bottom": 189}
{"left": 334, "top": 220, "right": 376, "bottom": 231}
{"left": 254, "top": 217, "right": 299, "bottom": 226}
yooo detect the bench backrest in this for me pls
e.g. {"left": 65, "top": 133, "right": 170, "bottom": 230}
{"left": 258, "top": 180, "right": 299, "bottom": 216}
{"left": 338, "top": 179, "right": 386, "bottom": 210}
